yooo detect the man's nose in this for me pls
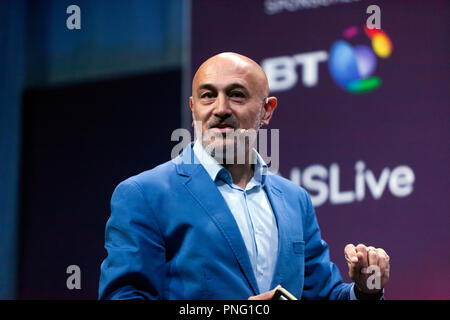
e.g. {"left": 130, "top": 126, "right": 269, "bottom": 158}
{"left": 213, "top": 93, "right": 232, "bottom": 120}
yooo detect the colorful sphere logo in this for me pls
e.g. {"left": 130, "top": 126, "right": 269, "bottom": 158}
{"left": 328, "top": 26, "right": 393, "bottom": 94}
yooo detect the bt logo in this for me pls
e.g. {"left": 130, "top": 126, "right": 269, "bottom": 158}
{"left": 329, "top": 25, "right": 393, "bottom": 93}
{"left": 261, "top": 25, "right": 393, "bottom": 94}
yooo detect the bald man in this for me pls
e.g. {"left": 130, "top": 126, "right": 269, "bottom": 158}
{"left": 99, "top": 53, "right": 390, "bottom": 300}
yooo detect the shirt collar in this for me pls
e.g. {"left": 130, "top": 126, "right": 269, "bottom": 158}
{"left": 192, "top": 140, "right": 268, "bottom": 187}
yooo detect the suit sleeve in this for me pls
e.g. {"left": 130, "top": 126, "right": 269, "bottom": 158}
{"left": 98, "top": 179, "right": 166, "bottom": 300}
{"left": 300, "top": 192, "right": 352, "bottom": 300}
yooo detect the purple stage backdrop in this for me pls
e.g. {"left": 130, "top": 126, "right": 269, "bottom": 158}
{"left": 191, "top": 0, "right": 450, "bottom": 299}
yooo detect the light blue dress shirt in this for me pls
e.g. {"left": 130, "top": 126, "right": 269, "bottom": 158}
{"left": 193, "top": 141, "right": 279, "bottom": 293}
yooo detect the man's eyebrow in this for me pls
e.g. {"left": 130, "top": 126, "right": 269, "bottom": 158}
{"left": 196, "top": 82, "right": 250, "bottom": 95}
{"left": 225, "top": 83, "right": 249, "bottom": 94}
{"left": 197, "top": 84, "right": 217, "bottom": 93}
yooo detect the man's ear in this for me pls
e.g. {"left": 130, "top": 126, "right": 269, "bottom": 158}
{"left": 189, "top": 96, "right": 196, "bottom": 127}
{"left": 261, "top": 96, "right": 278, "bottom": 126}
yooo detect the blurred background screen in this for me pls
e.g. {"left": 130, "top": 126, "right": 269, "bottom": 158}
{"left": 191, "top": 0, "right": 449, "bottom": 299}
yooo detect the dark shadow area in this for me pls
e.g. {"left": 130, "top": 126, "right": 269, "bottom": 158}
{"left": 18, "top": 69, "right": 181, "bottom": 299}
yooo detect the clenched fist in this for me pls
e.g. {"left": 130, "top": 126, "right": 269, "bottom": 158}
{"left": 344, "top": 243, "right": 390, "bottom": 298}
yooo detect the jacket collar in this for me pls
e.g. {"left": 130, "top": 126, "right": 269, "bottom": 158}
{"left": 191, "top": 140, "right": 268, "bottom": 187}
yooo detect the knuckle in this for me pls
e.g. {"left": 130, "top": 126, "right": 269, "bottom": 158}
{"left": 356, "top": 243, "right": 366, "bottom": 250}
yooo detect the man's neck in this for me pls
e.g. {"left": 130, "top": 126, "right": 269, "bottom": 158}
{"left": 223, "top": 162, "right": 254, "bottom": 190}
{"left": 195, "top": 141, "right": 258, "bottom": 189}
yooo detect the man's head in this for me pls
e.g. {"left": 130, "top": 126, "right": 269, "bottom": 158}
{"left": 190, "top": 52, "right": 277, "bottom": 161}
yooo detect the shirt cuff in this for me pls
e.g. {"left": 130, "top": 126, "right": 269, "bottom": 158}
{"left": 350, "top": 283, "right": 384, "bottom": 300}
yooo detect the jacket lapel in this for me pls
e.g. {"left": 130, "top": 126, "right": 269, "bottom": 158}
{"left": 263, "top": 175, "right": 290, "bottom": 290}
{"left": 174, "top": 144, "right": 260, "bottom": 295}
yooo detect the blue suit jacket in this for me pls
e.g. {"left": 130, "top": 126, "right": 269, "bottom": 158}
{"left": 99, "top": 144, "right": 352, "bottom": 300}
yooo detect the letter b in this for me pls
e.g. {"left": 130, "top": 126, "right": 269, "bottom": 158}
{"left": 261, "top": 56, "right": 297, "bottom": 92}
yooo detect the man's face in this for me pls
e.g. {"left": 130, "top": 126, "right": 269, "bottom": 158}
{"left": 190, "top": 55, "right": 268, "bottom": 159}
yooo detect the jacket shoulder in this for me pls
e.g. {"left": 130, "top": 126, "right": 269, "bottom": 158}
{"left": 114, "top": 159, "right": 179, "bottom": 196}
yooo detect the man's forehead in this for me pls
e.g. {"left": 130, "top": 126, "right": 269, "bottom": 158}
{"left": 192, "top": 53, "right": 268, "bottom": 94}
{"left": 195, "top": 59, "right": 252, "bottom": 87}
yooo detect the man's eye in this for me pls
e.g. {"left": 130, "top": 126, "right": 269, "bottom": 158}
{"left": 201, "top": 92, "right": 214, "bottom": 99}
{"left": 230, "top": 91, "right": 245, "bottom": 99}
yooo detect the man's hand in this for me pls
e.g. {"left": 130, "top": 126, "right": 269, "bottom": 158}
{"left": 344, "top": 243, "right": 390, "bottom": 297}
{"left": 248, "top": 285, "right": 281, "bottom": 300}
